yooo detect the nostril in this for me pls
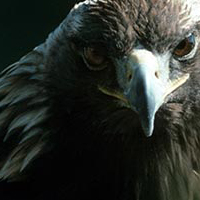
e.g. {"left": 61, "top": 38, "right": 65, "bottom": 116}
{"left": 127, "top": 73, "right": 133, "bottom": 82}
{"left": 127, "top": 68, "right": 133, "bottom": 82}
{"left": 155, "top": 71, "right": 159, "bottom": 79}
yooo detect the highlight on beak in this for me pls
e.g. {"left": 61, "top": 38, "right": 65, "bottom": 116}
{"left": 99, "top": 49, "right": 190, "bottom": 137}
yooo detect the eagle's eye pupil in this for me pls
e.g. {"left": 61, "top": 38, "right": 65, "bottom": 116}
{"left": 83, "top": 47, "right": 106, "bottom": 69}
{"left": 173, "top": 34, "right": 195, "bottom": 58}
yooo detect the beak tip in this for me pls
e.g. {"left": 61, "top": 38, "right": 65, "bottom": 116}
{"left": 140, "top": 115, "right": 155, "bottom": 137}
{"left": 143, "top": 127, "right": 154, "bottom": 137}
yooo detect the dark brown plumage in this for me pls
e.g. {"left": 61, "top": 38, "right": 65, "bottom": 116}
{"left": 0, "top": 0, "right": 200, "bottom": 200}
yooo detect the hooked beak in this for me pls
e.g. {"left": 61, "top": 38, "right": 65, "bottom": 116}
{"left": 99, "top": 49, "right": 189, "bottom": 137}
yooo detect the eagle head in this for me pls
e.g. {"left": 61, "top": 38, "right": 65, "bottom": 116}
{"left": 46, "top": 0, "right": 200, "bottom": 138}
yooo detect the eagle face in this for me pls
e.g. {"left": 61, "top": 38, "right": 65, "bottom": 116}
{"left": 56, "top": 0, "right": 200, "bottom": 137}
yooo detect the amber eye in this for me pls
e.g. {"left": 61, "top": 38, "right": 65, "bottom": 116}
{"left": 173, "top": 34, "right": 196, "bottom": 60}
{"left": 83, "top": 47, "right": 107, "bottom": 70}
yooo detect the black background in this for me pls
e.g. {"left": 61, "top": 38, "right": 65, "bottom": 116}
{"left": 0, "top": 0, "right": 80, "bottom": 71}
{"left": 0, "top": 1, "right": 82, "bottom": 199}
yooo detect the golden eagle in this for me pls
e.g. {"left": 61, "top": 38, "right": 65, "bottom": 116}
{"left": 0, "top": 0, "right": 200, "bottom": 199}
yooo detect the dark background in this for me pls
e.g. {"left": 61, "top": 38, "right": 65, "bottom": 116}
{"left": 0, "top": 0, "right": 80, "bottom": 71}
